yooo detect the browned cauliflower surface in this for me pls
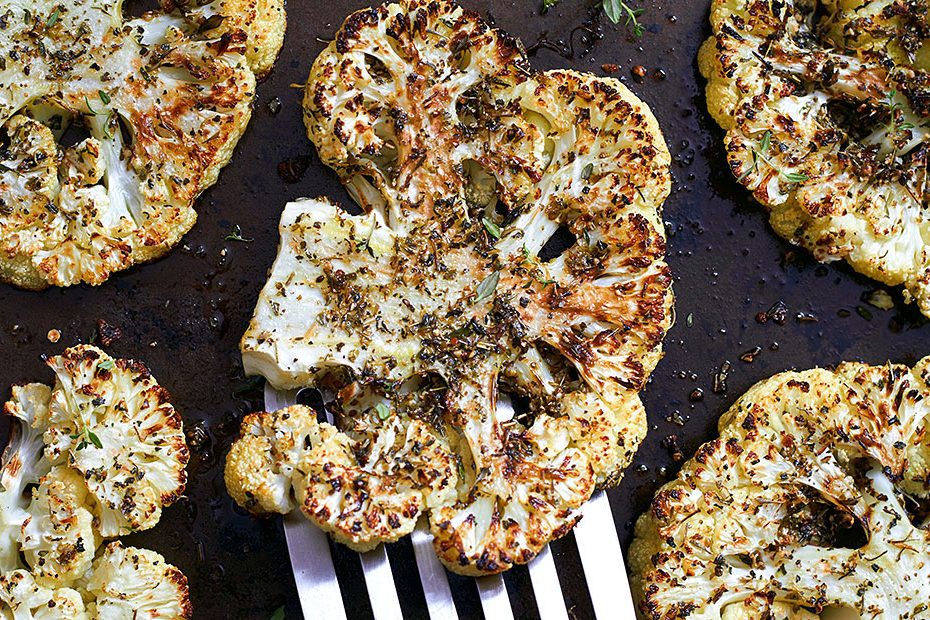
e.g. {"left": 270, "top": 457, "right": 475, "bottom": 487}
{"left": 630, "top": 357, "right": 930, "bottom": 619}
{"left": 0, "top": 0, "right": 284, "bottom": 289}
{"left": 230, "top": 0, "right": 672, "bottom": 576}
{"left": 0, "top": 345, "right": 191, "bottom": 618}
{"left": 701, "top": 0, "right": 930, "bottom": 315}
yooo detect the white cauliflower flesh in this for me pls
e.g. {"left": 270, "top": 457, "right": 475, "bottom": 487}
{"left": 0, "top": 570, "right": 88, "bottom": 620}
{"left": 700, "top": 0, "right": 930, "bottom": 315}
{"left": 630, "top": 357, "right": 930, "bottom": 619}
{"left": 42, "top": 346, "right": 189, "bottom": 537}
{"left": 20, "top": 466, "right": 97, "bottom": 587}
{"left": 234, "top": 0, "right": 672, "bottom": 575}
{"left": 84, "top": 541, "right": 192, "bottom": 620}
{"left": 0, "top": 0, "right": 284, "bottom": 290}
{"left": 0, "top": 385, "right": 53, "bottom": 573}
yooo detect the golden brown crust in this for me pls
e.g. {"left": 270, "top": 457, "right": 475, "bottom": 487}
{"left": 0, "top": 0, "right": 284, "bottom": 289}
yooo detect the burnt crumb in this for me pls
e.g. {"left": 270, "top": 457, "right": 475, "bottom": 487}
{"left": 756, "top": 301, "right": 788, "bottom": 325}
{"left": 739, "top": 347, "right": 761, "bottom": 363}
{"left": 95, "top": 319, "right": 122, "bottom": 347}
{"left": 661, "top": 434, "right": 684, "bottom": 462}
{"left": 712, "top": 361, "right": 731, "bottom": 394}
{"left": 601, "top": 63, "right": 619, "bottom": 74}
{"left": 688, "top": 388, "right": 704, "bottom": 402}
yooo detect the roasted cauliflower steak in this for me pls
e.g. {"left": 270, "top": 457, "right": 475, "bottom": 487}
{"left": 630, "top": 357, "right": 930, "bottom": 619}
{"left": 0, "top": 0, "right": 285, "bottom": 289}
{"left": 231, "top": 0, "right": 672, "bottom": 575}
{"left": 701, "top": 0, "right": 930, "bottom": 315}
{"left": 0, "top": 345, "right": 191, "bottom": 618}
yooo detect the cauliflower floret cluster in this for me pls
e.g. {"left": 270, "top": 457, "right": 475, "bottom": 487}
{"left": 0, "top": 345, "right": 191, "bottom": 618}
{"left": 630, "top": 357, "right": 930, "bottom": 618}
{"left": 229, "top": 0, "right": 672, "bottom": 575}
{"left": 0, "top": 0, "right": 285, "bottom": 290}
{"left": 700, "top": 0, "right": 930, "bottom": 316}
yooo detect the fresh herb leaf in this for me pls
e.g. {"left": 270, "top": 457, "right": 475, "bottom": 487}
{"left": 375, "top": 403, "right": 391, "bottom": 420}
{"left": 474, "top": 271, "right": 500, "bottom": 304}
{"left": 225, "top": 224, "right": 253, "bottom": 243}
{"left": 739, "top": 130, "right": 808, "bottom": 185}
{"left": 269, "top": 607, "right": 285, "bottom": 620}
{"left": 98, "top": 359, "right": 115, "bottom": 371}
{"left": 581, "top": 162, "right": 594, "bottom": 181}
{"left": 602, "top": 0, "right": 645, "bottom": 37}
{"left": 87, "top": 431, "right": 103, "bottom": 449}
{"left": 84, "top": 96, "right": 99, "bottom": 115}
{"left": 46, "top": 8, "right": 60, "bottom": 27}
{"left": 481, "top": 217, "right": 502, "bottom": 239}
{"left": 98, "top": 90, "right": 110, "bottom": 105}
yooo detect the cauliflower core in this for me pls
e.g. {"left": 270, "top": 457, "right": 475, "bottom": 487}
{"left": 0, "top": 346, "right": 191, "bottom": 617}
{"left": 630, "top": 357, "right": 930, "bottom": 619}
{"left": 0, "top": 0, "right": 285, "bottom": 289}
{"left": 233, "top": 0, "right": 672, "bottom": 575}
{"left": 701, "top": 0, "right": 930, "bottom": 315}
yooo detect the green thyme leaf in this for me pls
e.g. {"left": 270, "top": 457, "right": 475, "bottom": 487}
{"left": 482, "top": 217, "right": 502, "bottom": 239}
{"left": 87, "top": 431, "right": 103, "bottom": 449}
{"left": 474, "top": 271, "right": 500, "bottom": 304}
{"left": 782, "top": 172, "right": 809, "bottom": 183}
{"left": 375, "top": 403, "right": 391, "bottom": 420}
{"left": 98, "top": 89, "right": 111, "bottom": 105}
{"left": 225, "top": 224, "right": 253, "bottom": 243}
{"left": 46, "top": 8, "right": 60, "bottom": 27}
{"left": 98, "top": 359, "right": 115, "bottom": 371}
{"left": 269, "top": 607, "right": 286, "bottom": 620}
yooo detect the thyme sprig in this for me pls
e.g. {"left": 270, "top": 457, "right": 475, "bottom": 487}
{"left": 225, "top": 224, "right": 253, "bottom": 243}
{"left": 542, "top": 0, "right": 645, "bottom": 38}
{"left": 739, "top": 130, "right": 809, "bottom": 184}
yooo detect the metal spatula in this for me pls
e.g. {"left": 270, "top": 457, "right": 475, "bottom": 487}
{"left": 265, "top": 383, "right": 638, "bottom": 619}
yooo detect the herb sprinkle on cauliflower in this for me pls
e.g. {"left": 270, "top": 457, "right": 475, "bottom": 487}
{"left": 0, "top": 345, "right": 191, "bottom": 618}
{"left": 701, "top": 0, "right": 930, "bottom": 315}
{"left": 229, "top": 0, "right": 672, "bottom": 576}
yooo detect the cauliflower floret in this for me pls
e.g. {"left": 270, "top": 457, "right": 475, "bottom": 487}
{"left": 42, "top": 346, "right": 189, "bottom": 537}
{"left": 20, "top": 467, "right": 98, "bottom": 587}
{"left": 0, "top": 0, "right": 284, "bottom": 290}
{"left": 0, "top": 385, "right": 53, "bottom": 573}
{"left": 236, "top": 0, "right": 671, "bottom": 575}
{"left": 295, "top": 409, "right": 459, "bottom": 552}
{"left": 0, "top": 570, "right": 88, "bottom": 620}
{"left": 701, "top": 0, "right": 930, "bottom": 316}
{"left": 84, "top": 541, "right": 192, "bottom": 620}
{"left": 224, "top": 405, "right": 323, "bottom": 515}
{"left": 630, "top": 357, "right": 930, "bottom": 618}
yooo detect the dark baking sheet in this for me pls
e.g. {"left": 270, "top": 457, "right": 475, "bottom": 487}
{"left": 1, "top": 0, "right": 927, "bottom": 618}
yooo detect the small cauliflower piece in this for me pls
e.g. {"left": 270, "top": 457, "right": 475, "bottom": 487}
{"left": 84, "top": 541, "right": 192, "bottom": 620}
{"left": 630, "top": 357, "right": 930, "bottom": 618}
{"left": 295, "top": 412, "right": 459, "bottom": 552}
{"left": 20, "top": 467, "right": 98, "bottom": 587}
{"left": 701, "top": 0, "right": 930, "bottom": 316}
{"left": 0, "top": 570, "right": 88, "bottom": 620}
{"left": 224, "top": 405, "right": 322, "bottom": 515}
{"left": 226, "top": 404, "right": 459, "bottom": 551}
{"left": 235, "top": 0, "right": 672, "bottom": 575}
{"left": 0, "top": 0, "right": 285, "bottom": 289}
{"left": 42, "top": 346, "right": 189, "bottom": 537}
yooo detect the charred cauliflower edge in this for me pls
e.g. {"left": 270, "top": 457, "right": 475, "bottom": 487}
{"left": 700, "top": 0, "right": 930, "bottom": 316}
{"left": 631, "top": 356, "right": 930, "bottom": 619}
{"left": 0, "top": 345, "right": 191, "bottom": 618}
{"left": 0, "top": 0, "right": 285, "bottom": 290}
{"left": 229, "top": 0, "right": 673, "bottom": 576}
